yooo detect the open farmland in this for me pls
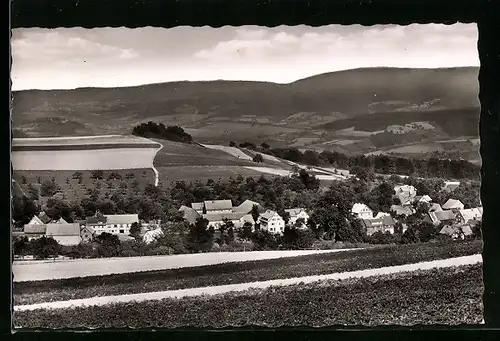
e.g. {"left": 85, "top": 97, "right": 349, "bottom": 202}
{"left": 12, "top": 135, "right": 162, "bottom": 171}
{"left": 13, "top": 264, "right": 483, "bottom": 328}
{"left": 13, "top": 240, "right": 482, "bottom": 305}
{"left": 12, "top": 249, "right": 350, "bottom": 282}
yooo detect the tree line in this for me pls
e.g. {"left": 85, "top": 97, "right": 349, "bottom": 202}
{"left": 132, "top": 122, "right": 193, "bottom": 143}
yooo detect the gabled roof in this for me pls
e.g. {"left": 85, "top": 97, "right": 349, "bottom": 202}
{"left": 442, "top": 199, "right": 464, "bottom": 210}
{"left": 203, "top": 212, "right": 246, "bottom": 222}
{"left": 86, "top": 211, "right": 107, "bottom": 224}
{"left": 24, "top": 224, "right": 47, "bottom": 234}
{"left": 351, "top": 203, "right": 372, "bottom": 214}
{"left": 285, "top": 208, "right": 308, "bottom": 217}
{"left": 390, "top": 205, "right": 414, "bottom": 216}
{"left": 53, "top": 217, "right": 68, "bottom": 224}
{"left": 459, "top": 208, "right": 482, "bottom": 223}
{"left": 191, "top": 202, "right": 205, "bottom": 211}
{"left": 440, "top": 225, "right": 456, "bottom": 236}
{"left": 259, "top": 210, "right": 282, "bottom": 222}
{"left": 104, "top": 214, "right": 139, "bottom": 225}
{"left": 179, "top": 205, "right": 202, "bottom": 224}
{"left": 45, "top": 223, "right": 80, "bottom": 236}
{"left": 27, "top": 215, "right": 44, "bottom": 226}
{"left": 204, "top": 200, "right": 233, "bottom": 211}
{"left": 414, "top": 195, "right": 432, "bottom": 203}
{"left": 428, "top": 203, "right": 443, "bottom": 212}
{"left": 434, "top": 210, "right": 457, "bottom": 221}
{"left": 38, "top": 211, "right": 52, "bottom": 224}
{"left": 233, "top": 199, "right": 262, "bottom": 214}
{"left": 461, "top": 225, "right": 473, "bottom": 236}
{"left": 394, "top": 185, "right": 416, "bottom": 194}
{"left": 373, "top": 212, "right": 391, "bottom": 219}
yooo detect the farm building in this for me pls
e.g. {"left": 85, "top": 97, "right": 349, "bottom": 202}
{"left": 85, "top": 211, "right": 139, "bottom": 236}
{"left": 457, "top": 208, "right": 483, "bottom": 224}
{"left": 258, "top": 210, "right": 285, "bottom": 234}
{"left": 426, "top": 210, "right": 459, "bottom": 226}
{"left": 362, "top": 216, "right": 396, "bottom": 236}
{"left": 233, "top": 199, "right": 264, "bottom": 214}
{"left": 203, "top": 212, "right": 255, "bottom": 230}
{"left": 45, "top": 223, "right": 81, "bottom": 246}
{"left": 439, "top": 224, "right": 473, "bottom": 240}
{"left": 351, "top": 203, "right": 374, "bottom": 220}
{"left": 23, "top": 224, "right": 46, "bottom": 241}
{"left": 442, "top": 199, "right": 465, "bottom": 211}
{"left": 285, "top": 208, "right": 310, "bottom": 227}
{"left": 190, "top": 199, "right": 234, "bottom": 214}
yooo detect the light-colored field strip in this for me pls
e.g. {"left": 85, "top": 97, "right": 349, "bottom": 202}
{"left": 152, "top": 142, "right": 163, "bottom": 186}
{"left": 12, "top": 249, "right": 355, "bottom": 282}
{"left": 244, "top": 166, "right": 347, "bottom": 181}
{"left": 13, "top": 254, "right": 482, "bottom": 312}
{"left": 201, "top": 144, "right": 253, "bottom": 161}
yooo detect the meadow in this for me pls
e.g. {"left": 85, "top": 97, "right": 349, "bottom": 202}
{"left": 13, "top": 264, "right": 483, "bottom": 328}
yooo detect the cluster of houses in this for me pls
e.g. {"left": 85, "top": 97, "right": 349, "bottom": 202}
{"left": 17, "top": 183, "right": 482, "bottom": 246}
{"left": 178, "top": 199, "right": 309, "bottom": 235}
{"left": 350, "top": 184, "right": 483, "bottom": 239}
{"left": 18, "top": 211, "right": 160, "bottom": 246}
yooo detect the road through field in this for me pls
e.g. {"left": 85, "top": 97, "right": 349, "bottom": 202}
{"left": 12, "top": 249, "right": 355, "bottom": 282}
{"left": 13, "top": 254, "right": 482, "bottom": 312}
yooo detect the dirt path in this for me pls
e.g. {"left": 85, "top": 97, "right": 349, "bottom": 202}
{"left": 12, "top": 249, "right": 356, "bottom": 282}
{"left": 14, "top": 254, "right": 482, "bottom": 312}
{"left": 152, "top": 142, "right": 163, "bottom": 186}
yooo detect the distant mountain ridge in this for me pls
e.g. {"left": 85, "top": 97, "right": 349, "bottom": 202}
{"left": 12, "top": 67, "right": 480, "bottom": 162}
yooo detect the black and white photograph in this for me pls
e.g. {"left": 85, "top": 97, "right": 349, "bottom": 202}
{"left": 11, "top": 23, "right": 484, "bottom": 328}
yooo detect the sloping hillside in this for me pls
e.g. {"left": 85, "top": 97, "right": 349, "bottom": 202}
{"left": 12, "top": 67, "right": 480, "bottom": 161}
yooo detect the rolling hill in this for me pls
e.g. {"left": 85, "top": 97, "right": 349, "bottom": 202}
{"left": 12, "top": 67, "right": 481, "bottom": 162}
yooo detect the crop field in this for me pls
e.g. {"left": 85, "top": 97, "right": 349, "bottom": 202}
{"left": 13, "top": 264, "right": 483, "bottom": 328}
{"left": 12, "top": 169, "right": 155, "bottom": 202}
{"left": 12, "top": 135, "right": 161, "bottom": 171}
{"left": 200, "top": 144, "right": 254, "bottom": 161}
{"left": 156, "top": 165, "right": 268, "bottom": 184}
{"left": 13, "top": 240, "right": 482, "bottom": 305}
{"left": 384, "top": 143, "right": 445, "bottom": 154}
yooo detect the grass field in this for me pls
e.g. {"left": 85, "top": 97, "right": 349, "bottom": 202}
{"left": 13, "top": 263, "right": 483, "bottom": 328}
{"left": 13, "top": 240, "right": 482, "bottom": 306}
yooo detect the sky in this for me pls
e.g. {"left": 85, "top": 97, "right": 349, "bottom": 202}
{"left": 11, "top": 23, "right": 479, "bottom": 91}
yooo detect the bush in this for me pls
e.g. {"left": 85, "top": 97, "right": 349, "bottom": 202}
{"left": 30, "top": 236, "right": 61, "bottom": 259}
{"left": 368, "top": 231, "right": 397, "bottom": 245}
{"left": 253, "top": 154, "right": 264, "bottom": 163}
{"left": 132, "top": 122, "right": 193, "bottom": 144}
{"left": 251, "top": 230, "right": 279, "bottom": 251}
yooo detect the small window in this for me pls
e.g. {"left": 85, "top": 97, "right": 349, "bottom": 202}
{"left": 119, "top": 229, "right": 124, "bottom": 233}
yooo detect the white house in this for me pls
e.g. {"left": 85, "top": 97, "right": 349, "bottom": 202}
{"left": 258, "top": 210, "right": 285, "bottom": 234}
{"left": 413, "top": 195, "right": 433, "bottom": 205}
{"left": 394, "top": 185, "right": 417, "bottom": 205}
{"left": 457, "top": 208, "right": 483, "bottom": 224}
{"left": 285, "top": 208, "right": 309, "bottom": 228}
{"left": 351, "top": 203, "right": 374, "bottom": 220}
{"left": 86, "top": 211, "right": 139, "bottom": 236}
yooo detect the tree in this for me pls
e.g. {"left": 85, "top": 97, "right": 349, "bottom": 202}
{"left": 27, "top": 184, "right": 39, "bottom": 200}
{"left": 13, "top": 236, "right": 30, "bottom": 257}
{"left": 226, "top": 227, "right": 235, "bottom": 245}
{"left": 45, "top": 198, "right": 74, "bottom": 222}
{"left": 94, "top": 232, "right": 121, "bottom": 257}
{"left": 21, "top": 176, "right": 27, "bottom": 185}
{"left": 251, "top": 205, "right": 261, "bottom": 224}
{"left": 229, "top": 141, "right": 237, "bottom": 147}
{"left": 72, "top": 171, "right": 83, "bottom": 180}
{"left": 401, "top": 227, "right": 420, "bottom": 244}
{"left": 416, "top": 221, "right": 439, "bottom": 242}
{"left": 90, "top": 170, "right": 104, "bottom": 180}
{"left": 253, "top": 153, "right": 264, "bottom": 163}
{"left": 129, "top": 222, "right": 141, "bottom": 239}
{"left": 40, "top": 180, "right": 58, "bottom": 197}
{"left": 261, "top": 142, "right": 270, "bottom": 149}
{"left": 185, "top": 218, "right": 213, "bottom": 252}
{"left": 238, "top": 222, "right": 254, "bottom": 240}
{"left": 30, "top": 236, "right": 61, "bottom": 260}
{"left": 251, "top": 229, "right": 278, "bottom": 250}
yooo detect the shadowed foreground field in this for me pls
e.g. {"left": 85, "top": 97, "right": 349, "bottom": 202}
{"left": 14, "top": 240, "right": 482, "bottom": 305}
{"left": 13, "top": 264, "right": 483, "bottom": 328}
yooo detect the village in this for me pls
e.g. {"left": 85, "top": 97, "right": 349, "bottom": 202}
{"left": 14, "top": 181, "right": 483, "bottom": 253}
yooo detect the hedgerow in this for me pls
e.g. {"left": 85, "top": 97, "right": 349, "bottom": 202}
{"left": 14, "top": 239, "right": 482, "bottom": 305}
{"left": 13, "top": 264, "right": 483, "bottom": 328}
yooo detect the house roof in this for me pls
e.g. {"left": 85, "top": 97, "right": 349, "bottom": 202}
{"left": 179, "top": 205, "right": 202, "bottom": 224}
{"left": 86, "top": 211, "right": 107, "bottom": 224}
{"left": 459, "top": 208, "right": 482, "bottom": 223}
{"left": 442, "top": 199, "right": 464, "bottom": 210}
{"left": 204, "top": 200, "right": 233, "bottom": 211}
{"left": 75, "top": 219, "right": 87, "bottom": 226}
{"left": 443, "top": 182, "right": 460, "bottom": 192}
{"left": 203, "top": 212, "right": 247, "bottom": 222}
{"left": 440, "top": 225, "right": 456, "bottom": 236}
{"left": 259, "top": 210, "right": 282, "bottom": 221}
{"left": 285, "top": 208, "right": 308, "bottom": 217}
{"left": 415, "top": 195, "right": 432, "bottom": 202}
{"left": 434, "top": 210, "right": 457, "bottom": 221}
{"left": 38, "top": 211, "right": 52, "bottom": 224}
{"left": 351, "top": 203, "right": 372, "bottom": 214}
{"left": 27, "top": 215, "right": 44, "bottom": 226}
{"left": 390, "top": 205, "right": 414, "bottom": 216}
{"left": 81, "top": 226, "right": 95, "bottom": 234}
{"left": 373, "top": 212, "right": 391, "bottom": 219}
{"left": 24, "top": 224, "right": 47, "bottom": 234}
{"left": 233, "top": 199, "right": 262, "bottom": 213}
{"left": 53, "top": 217, "right": 68, "bottom": 224}
{"left": 240, "top": 214, "right": 255, "bottom": 224}
{"left": 362, "top": 216, "right": 395, "bottom": 228}
{"left": 429, "top": 203, "right": 443, "bottom": 212}
{"left": 461, "top": 225, "right": 473, "bottom": 236}
{"left": 394, "top": 185, "right": 416, "bottom": 194}
{"left": 104, "top": 214, "right": 139, "bottom": 225}
{"left": 45, "top": 223, "right": 80, "bottom": 236}
{"left": 191, "top": 202, "right": 205, "bottom": 211}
